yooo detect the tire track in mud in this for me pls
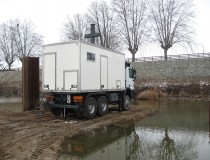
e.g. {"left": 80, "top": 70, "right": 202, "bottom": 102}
{"left": 0, "top": 106, "right": 157, "bottom": 160}
{"left": 0, "top": 112, "right": 54, "bottom": 159}
{"left": 29, "top": 120, "right": 96, "bottom": 160}
{"left": 1, "top": 130, "right": 51, "bottom": 159}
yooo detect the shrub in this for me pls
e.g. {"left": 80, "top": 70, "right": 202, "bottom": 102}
{"left": 182, "top": 84, "right": 200, "bottom": 95}
{"left": 137, "top": 89, "right": 163, "bottom": 100}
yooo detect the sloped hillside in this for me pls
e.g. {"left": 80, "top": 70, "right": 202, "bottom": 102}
{"left": 0, "top": 71, "right": 22, "bottom": 96}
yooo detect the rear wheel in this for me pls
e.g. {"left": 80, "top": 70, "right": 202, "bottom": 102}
{"left": 83, "top": 97, "right": 97, "bottom": 119}
{"left": 97, "top": 96, "right": 108, "bottom": 116}
{"left": 123, "top": 95, "right": 131, "bottom": 111}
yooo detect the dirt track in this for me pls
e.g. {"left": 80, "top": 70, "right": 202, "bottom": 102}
{"left": 0, "top": 105, "right": 157, "bottom": 160}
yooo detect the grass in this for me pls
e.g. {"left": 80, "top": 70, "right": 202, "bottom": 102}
{"left": 137, "top": 89, "right": 163, "bottom": 100}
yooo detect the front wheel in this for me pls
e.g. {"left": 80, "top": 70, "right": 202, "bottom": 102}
{"left": 123, "top": 95, "right": 131, "bottom": 111}
{"left": 83, "top": 97, "right": 97, "bottom": 119}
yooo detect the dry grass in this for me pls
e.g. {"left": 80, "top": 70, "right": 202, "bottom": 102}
{"left": 137, "top": 89, "right": 163, "bottom": 100}
{"left": 0, "top": 81, "right": 22, "bottom": 96}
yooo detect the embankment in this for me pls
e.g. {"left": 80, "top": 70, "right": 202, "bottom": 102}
{"left": 1, "top": 58, "right": 210, "bottom": 99}
{"left": 0, "top": 70, "right": 22, "bottom": 96}
{"left": 132, "top": 58, "right": 210, "bottom": 100}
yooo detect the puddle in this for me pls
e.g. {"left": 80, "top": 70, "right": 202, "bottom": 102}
{"left": 0, "top": 97, "right": 22, "bottom": 112}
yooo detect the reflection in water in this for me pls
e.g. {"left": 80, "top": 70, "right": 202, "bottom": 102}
{"left": 59, "top": 100, "right": 210, "bottom": 160}
{"left": 209, "top": 102, "right": 210, "bottom": 143}
{"left": 133, "top": 100, "right": 160, "bottom": 109}
{"left": 137, "top": 100, "right": 209, "bottom": 160}
{"left": 137, "top": 127, "right": 199, "bottom": 160}
{"left": 59, "top": 124, "right": 139, "bottom": 160}
{"left": 160, "top": 128, "right": 177, "bottom": 160}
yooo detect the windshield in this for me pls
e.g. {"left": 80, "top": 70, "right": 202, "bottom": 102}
{"left": 129, "top": 68, "right": 136, "bottom": 79}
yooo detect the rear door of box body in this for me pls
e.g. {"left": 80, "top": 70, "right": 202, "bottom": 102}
{"left": 43, "top": 53, "right": 56, "bottom": 90}
{"left": 64, "top": 70, "right": 78, "bottom": 91}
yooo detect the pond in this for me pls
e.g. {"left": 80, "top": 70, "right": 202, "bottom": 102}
{"left": 58, "top": 100, "right": 210, "bottom": 160}
{"left": 0, "top": 97, "right": 22, "bottom": 112}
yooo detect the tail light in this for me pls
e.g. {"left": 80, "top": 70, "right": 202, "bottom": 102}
{"left": 45, "top": 95, "right": 55, "bottom": 102}
{"left": 72, "top": 96, "right": 83, "bottom": 103}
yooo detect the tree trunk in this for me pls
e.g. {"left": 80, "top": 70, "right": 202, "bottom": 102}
{"left": 164, "top": 48, "right": 168, "bottom": 60}
{"left": 8, "top": 63, "right": 12, "bottom": 70}
{"left": 132, "top": 53, "right": 135, "bottom": 62}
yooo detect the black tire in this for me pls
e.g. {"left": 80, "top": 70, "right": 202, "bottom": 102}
{"left": 97, "top": 96, "right": 108, "bottom": 116}
{"left": 123, "top": 95, "right": 131, "bottom": 111}
{"left": 50, "top": 108, "right": 61, "bottom": 116}
{"left": 83, "top": 97, "right": 97, "bottom": 119}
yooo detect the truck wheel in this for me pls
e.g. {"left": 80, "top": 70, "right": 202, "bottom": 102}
{"left": 50, "top": 108, "right": 61, "bottom": 116}
{"left": 123, "top": 95, "right": 131, "bottom": 111}
{"left": 83, "top": 97, "right": 97, "bottom": 119}
{"left": 97, "top": 96, "right": 108, "bottom": 116}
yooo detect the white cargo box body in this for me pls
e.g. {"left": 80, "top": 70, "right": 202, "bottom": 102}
{"left": 42, "top": 41, "right": 125, "bottom": 92}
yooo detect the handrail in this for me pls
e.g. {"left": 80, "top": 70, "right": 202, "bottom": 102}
{"left": 126, "top": 52, "right": 210, "bottom": 62}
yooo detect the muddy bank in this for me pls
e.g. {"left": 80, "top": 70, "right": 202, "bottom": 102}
{"left": 0, "top": 105, "right": 157, "bottom": 160}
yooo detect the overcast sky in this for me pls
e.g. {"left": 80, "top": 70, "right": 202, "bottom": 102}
{"left": 0, "top": 0, "right": 209, "bottom": 57}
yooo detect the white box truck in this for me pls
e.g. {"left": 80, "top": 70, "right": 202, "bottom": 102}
{"left": 42, "top": 41, "right": 136, "bottom": 119}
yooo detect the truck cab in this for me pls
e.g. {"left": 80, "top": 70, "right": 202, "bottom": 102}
{"left": 125, "top": 62, "right": 136, "bottom": 100}
{"left": 125, "top": 62, "right": 136, "bottom": 91}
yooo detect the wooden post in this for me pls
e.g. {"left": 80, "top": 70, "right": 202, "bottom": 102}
{"left": 22, "top": 57, "right": 39, "bottom": 111}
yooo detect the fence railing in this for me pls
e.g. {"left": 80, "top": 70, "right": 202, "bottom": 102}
{"left": 126, "top": 52, "right": 210, "bottom": 62}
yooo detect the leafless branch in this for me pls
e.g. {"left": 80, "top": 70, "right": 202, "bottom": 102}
{"left": 148, "top": 0, "right": 195, "bottom": 60}
{"left": 0, "top": 19, "right": 43, "bottom": 69}
{"left": 87, "top": 0, "right": 121, "bottom": 50}
{"left": 113, "top": 0, "right": 147, "bottom": 62}
{"left": 15, "top": 20, "right": 43, "bottom": 62}
{"left": 62, "top": 14, "right": 88, "bottom": 41}
{"left": 0, "top": 20, "right": 18, "bottom": 70}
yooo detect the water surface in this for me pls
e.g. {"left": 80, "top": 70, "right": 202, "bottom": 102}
{"left": 59, "top": 100, "right": 210, "bottom": 160}
{"left": 0, "top": 97, "right": 22, "bottom": 112}
{"left": 136, "top": 100, "right": 210, "bottom": 160}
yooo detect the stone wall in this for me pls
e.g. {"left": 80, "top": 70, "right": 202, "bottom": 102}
{"left": 131, "top": 58, "right": 210, "bottom": 97}
{"left": 132, "top": 58, "right": 210, "bottom": 83}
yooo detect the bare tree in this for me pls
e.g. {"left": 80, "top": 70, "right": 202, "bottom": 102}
{"left": 15, "top": 20, "right": 43, "bottom": 62}
{"left": 0, "top": 19, "right": 42, "bottom": 69}
{"left": 148, "top": 0, "right": 195, "bottom": 60}
{"left": 62, "top": 14, "right": 88, "bottom": 41}
{"left": 87, "top": 0, "right": 120, "bottom": 50}
{"left": 0, "top": 20, "right": 18, "bottom": 70}
{"left": 113, "top": 0, "right": 147, "bottom": 62}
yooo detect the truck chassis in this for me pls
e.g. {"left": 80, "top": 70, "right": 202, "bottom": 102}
{"left": 45, "top": 88, "right": 132, "bottom": 119}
